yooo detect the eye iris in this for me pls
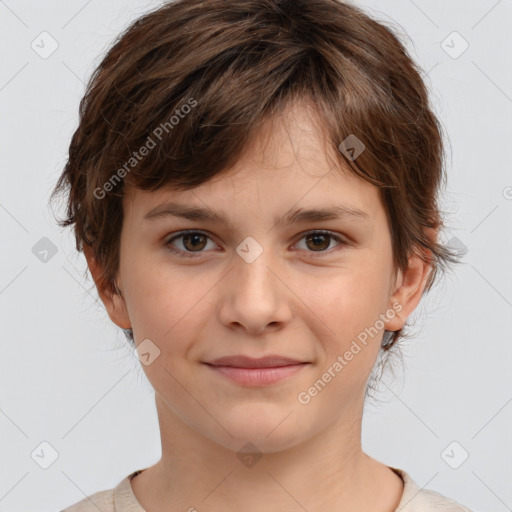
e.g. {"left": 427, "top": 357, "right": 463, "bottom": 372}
{"left": 176, "top": 232, "right": 335, "bottom": 253}
{"left": 183, "top": 233, "right": 207, "bottom": 251}
{"left": 306, "top": 233, "right": 330, "bottom": 251}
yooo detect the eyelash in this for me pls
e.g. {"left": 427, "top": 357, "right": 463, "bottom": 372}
{"left": 164, "top": 229, "right": 349, "bottom": 259}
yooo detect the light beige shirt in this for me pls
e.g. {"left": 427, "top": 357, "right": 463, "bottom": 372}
{"left": 61, "top": 467, "right": 473, "bottom": 511}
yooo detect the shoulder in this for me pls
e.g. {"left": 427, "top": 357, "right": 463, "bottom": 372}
{"left": 60, "top": 487, "right": 114, "bottom": 512}
{"left": 392, "top": 467, "right": 474, "bottom": 512}
{"left": 60, "top": 470, "right": 144, "bottom": 512}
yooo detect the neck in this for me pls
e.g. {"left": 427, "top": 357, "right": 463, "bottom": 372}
{"left": 130, "top": 393, "right": 404, "bottom": 512}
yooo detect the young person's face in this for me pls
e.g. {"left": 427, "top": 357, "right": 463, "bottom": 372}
{"left": 90, "top": 102, "right": 430, "bottom": 453}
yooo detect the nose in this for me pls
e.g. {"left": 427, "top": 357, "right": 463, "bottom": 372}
{"left": 217, "top": 243, "right": 293, "bottom": 336}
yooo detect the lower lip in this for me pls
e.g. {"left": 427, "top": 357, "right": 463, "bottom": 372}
{"left": 205, "top": 363, "right": 309, "bottom": 387}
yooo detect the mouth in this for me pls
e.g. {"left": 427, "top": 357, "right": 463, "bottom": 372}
{"left": 205, "top": 355, "right": 308, "bottom": 368}
{"left": 203, "top": 355, "right": 310, "bottom": 387}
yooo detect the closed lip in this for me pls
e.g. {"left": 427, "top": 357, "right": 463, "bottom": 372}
{"left": 204, "top": 355, "right": 308, "bottom": 368}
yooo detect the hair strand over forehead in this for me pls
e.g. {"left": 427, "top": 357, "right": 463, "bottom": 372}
{"left": 50, "top": 0, "right": 460, "bottom": 351}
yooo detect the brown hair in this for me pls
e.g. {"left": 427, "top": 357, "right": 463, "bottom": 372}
{"left": 50, "top": 0, "right": 459, "bottom": 350}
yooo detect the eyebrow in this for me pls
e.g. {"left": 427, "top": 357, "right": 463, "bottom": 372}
{"left": 143, "top": 201, "right": 370, "bottom": 227}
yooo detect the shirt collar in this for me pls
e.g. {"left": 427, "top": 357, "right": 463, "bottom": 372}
{"left": 114, "top": 466, "right": 420, "bottom": 511}
{"left": 113, "top": 469, "right": 147, "bottom": 511}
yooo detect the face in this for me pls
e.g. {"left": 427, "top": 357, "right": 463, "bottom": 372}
{"left": 92, "top": 102, "right": 428, "bottom": 454}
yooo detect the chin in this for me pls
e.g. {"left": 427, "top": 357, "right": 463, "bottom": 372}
{"left": 203, "top": 410, "right": 309, "bottom": 454}
{"left": 215, "top": 430, "right": 304, "bottom": 455}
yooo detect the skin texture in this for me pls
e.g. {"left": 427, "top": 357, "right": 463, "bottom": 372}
{"left": 85, "top": 101, "right": 433, "bottom": 511}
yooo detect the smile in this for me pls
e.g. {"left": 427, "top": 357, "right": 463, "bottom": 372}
{"left": 203, "top": 362, "right": 309, "bottom": 387}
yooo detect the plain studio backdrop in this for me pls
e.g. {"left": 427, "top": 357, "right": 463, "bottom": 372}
{"left": 0, "top": 1, "right": 511, "bottom": 511}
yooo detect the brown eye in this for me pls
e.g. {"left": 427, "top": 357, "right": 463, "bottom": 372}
{"left": 294, "top": 230, "right": 347, "bottom": 256}
{"left": 165, "top": 230, "right": 216, "bottom": 257}
{"left": 181, "top": 233, "right": 208, "bottom": 251}
{"left": 304, "top": 233, "right": 331, "bottom": 251}
{"left": 165, "top": 229, "right": 347, "bottom": 259}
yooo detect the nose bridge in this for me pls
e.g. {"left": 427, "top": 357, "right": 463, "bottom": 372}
{"left": 218, "top": 234, "right": 291, "bottom": 333}
{"left": 233, "top": 234, "right": 278, "bottom": 300}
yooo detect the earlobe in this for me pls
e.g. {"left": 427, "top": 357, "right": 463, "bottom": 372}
{"left": 385, "top": 250, "right": 432, "bottom": 332}
{"left": 83, "top": 244, "right": 132, "bottom": 330}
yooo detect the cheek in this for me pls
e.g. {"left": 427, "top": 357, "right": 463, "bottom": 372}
{"left": 307, "top": 261, "right": 390, "bottom": 334}
{"left": 299, "top": 270, "right": 389, "bottom": 402}
{"left": 121, "top": 252, "right": 216, "bottom": 343}
{"left": 298, "top": 262, "right": 392, "bottom": 389}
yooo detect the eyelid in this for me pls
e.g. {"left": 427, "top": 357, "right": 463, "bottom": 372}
{"left": 165, "top": 229, "right": 218, "bottom": 258}
{"left": 164, "top": 229, "right": 349, "bottom": 258}
{"left": 292, "top": 229, "right": 349, "bottom": 256}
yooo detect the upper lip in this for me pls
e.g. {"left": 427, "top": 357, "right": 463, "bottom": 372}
{"left": 205, "top": 355, "right": 307, "bottom": 368}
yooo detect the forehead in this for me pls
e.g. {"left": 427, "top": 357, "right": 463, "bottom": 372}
{"left": 123, "top": 101, "right": 383, "bottom": 224}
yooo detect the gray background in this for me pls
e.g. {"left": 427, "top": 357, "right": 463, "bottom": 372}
{"left": 1, "top": 0, "right": 511, "bottom": 510}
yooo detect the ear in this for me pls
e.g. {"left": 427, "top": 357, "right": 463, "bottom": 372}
{"left": 83, "top": 244, "right": 132, "bottom": 329}
{"left": 384, "top": 230, "right": 435, "bottom": 332}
